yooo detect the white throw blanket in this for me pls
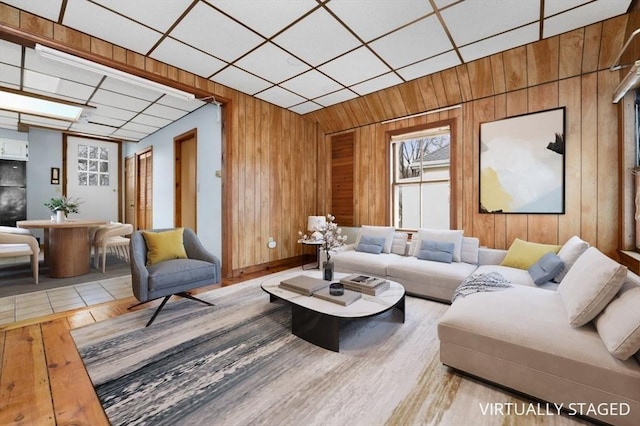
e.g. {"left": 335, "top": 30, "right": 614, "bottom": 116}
{"left": 452, "top": 271, "right": 513, "bottom": 303}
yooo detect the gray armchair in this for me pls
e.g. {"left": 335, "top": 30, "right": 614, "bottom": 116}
{"left": 129, "top": 227, "right": 221, "bottom": 326}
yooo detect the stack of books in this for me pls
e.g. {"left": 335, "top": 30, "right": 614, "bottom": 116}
{"left": 279, "top": 275, "right": 330, "bottom": 296}
{"left": 339, "top": 274, "right": 390, "bottom": 296}
{"left": 312, "top": 287, "right": 361, "bottom": 306}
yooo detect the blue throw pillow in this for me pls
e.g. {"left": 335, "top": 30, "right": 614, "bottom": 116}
{"left": 416, "top": 239, "right": 454, "bottom": 263}
{"left": 355, "top": 235, "right": 385, "bottom": 254}
{"left": 528, "top": 252, "right": 565, "bottom": 285}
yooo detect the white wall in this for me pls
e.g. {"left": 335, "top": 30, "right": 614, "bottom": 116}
{"left": 123, "top": 103, "right": 222, "bottom": 260}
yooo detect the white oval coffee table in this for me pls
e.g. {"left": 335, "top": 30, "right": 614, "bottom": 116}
{"left": 261, "top": 270, "right": 405, "bottom": 352}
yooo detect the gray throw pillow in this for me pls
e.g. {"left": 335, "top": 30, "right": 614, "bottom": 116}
{"left": 417, "top": 239, "right": 454, "bottom": 263}
{"left": 355, "top": 235, "right": 385, "bottom": 254}
{"left": 528, "top": 252, "right": 564, "bottom": 285}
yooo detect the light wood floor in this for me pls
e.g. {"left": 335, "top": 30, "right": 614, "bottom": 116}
{"left": 0, "top": 266, "right": 291, "bottom": 425}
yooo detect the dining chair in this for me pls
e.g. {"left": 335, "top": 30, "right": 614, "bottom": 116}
{"left": 0, "top": 226, "right": 40, "bottom": 284}
{"left": 93, "top": 222, "right": 134, "bottom": 273}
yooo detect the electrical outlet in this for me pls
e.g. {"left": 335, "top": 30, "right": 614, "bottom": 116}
{"left": 268, "top": 237, "right": 276, "bottom": 249}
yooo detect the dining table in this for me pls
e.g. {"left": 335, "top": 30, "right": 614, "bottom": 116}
{"left": 17, "top": 219, "right": 108, "bottom": 278}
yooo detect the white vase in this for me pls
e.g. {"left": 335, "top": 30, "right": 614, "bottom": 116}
{"left": 56, "top": 210, "right": 65, "bottom": 222}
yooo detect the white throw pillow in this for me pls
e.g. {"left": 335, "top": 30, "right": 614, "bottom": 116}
{"left": 355, "top": 226, "right": 395, "bottom": 254}
{"left": 553, "top": 235, "right": 589, "bottom": 283}
{"left": 594, "top": 280, "right": 640, "bottom": 360}
{"left": 390, "top": 232, "right": 409, "bottom": 256}
{"left": 412, "top": 229, "right": 464, "bottom": 262}
{"left": 558, "top": 247, "right": 627, "bottom": 327}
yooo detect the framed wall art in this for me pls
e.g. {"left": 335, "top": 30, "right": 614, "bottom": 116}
{"left": 479, "top": 107, "right": 565, "bottom": 214}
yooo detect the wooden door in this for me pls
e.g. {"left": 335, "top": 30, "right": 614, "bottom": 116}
{"left": 174, "top": 129, "right": 197, "bottom": 232}
{"left": 124, "top": 155, "right": 136, "bottom": 228}
{"left": 137, "top": 148, "right": 153, "bottom": 230}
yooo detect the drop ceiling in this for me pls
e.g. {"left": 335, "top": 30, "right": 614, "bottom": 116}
{"left": 0, "top": 0, "right": 633, "bottom": 141}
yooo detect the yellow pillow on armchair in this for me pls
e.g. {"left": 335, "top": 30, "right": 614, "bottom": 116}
{"left": 142, "top": 228, "right": 188, "bottom": 265}
{"left": 501, "top": 238, "right": 561, "bottom": 270}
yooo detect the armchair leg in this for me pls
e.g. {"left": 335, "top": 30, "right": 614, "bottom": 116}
{"left": 128, "top": 293, "right": 214, "bottom": 327}
{"left": 176, "top": 292, "right": 215, "bottom": 307}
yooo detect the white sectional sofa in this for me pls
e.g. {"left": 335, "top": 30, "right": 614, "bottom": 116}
{"left": 331, "top": 227, "right": 640, "bottom": 425}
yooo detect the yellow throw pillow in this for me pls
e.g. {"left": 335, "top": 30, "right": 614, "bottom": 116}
{"left": 142, "top": 228, "right": 188, "bottom": 265}
{"left": 501, "top": 238, "right": 561, "bottom": 270}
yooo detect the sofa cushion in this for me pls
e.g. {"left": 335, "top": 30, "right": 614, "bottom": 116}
{"left": 501, "top": 238, "right": 561, "bottom": 270}
{"left": 390, "top": 232, "right": 409, "bottom": 256}
{"left": 411, "top": 229, "right": 464, "bottom": 262}
{"left": 528, "top": 253, "right": 564, "bottom": 285}
{"left": 142, "top": 228, "right": 188, "bottom": 265}
{"left": 594, "top": 279, "right": 640, "bottom": 360}
{"left": 355, "top": 235, "right": 385, "bottom": 254}
{"left": 416, "top": 240, "right": 454, "bottom": 263}
{"left": 332, "top": 250, "right": 401, "bottom": 277}
{"left": 558, "top": 247, "right": 627, "bottom": 327}
{"left": 147, "top": 258, "right": 217, "bottom": 291}
{"left": 472, "top": 264, "right": 553, "bottom": 290}
{"left": 460, "top": 237, "right": 480, "bottom": 264}
{"left": 554, "top": 235, "right": 589, "bottom": 283}
{"left": 355, "top": 226, "right": 395, "bottom": 253}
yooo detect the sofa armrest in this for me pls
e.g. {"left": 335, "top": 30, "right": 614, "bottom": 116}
{"left": 478, "top": 247, "right": 508, "bottom": 265}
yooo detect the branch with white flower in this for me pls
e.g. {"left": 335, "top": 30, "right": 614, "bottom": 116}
{"left": 298, "top": 214, "right": 348, "bottom": 262}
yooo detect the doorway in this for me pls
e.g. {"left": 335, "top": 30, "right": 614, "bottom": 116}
{"left": 174, "top": 129, "right": 197, "bottom": 232}
{"left": 136, "top": 147, "right": 153, "bottom": 230}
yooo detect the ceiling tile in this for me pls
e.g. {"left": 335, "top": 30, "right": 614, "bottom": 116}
{"left": 314, "top": 89, "right": 358, "bottom": 107}
{"left": 88, "top": 115, "right": 126, "bottom": 127}
{"left": 211, "top": 66, "right": 272, "bottom": 95}
{"left": 0, "top": 119, "right": 18, "bottom": 131}
{"left": 369, "top": 15, "right": 452, "bottom": 68}
{"left": 121, "top": 121, "right": 159, "bottom": 134}
{"left": 544, "top": 0, "right": 592, "bottom": 17}
{"left": 1, "top": 0, "right": 63, "bottom": 21}
{"left": 21, "top": 114, "right": 71, "bottom": 130}
{"left": 441, "top": 0, "right": 539, "bottom": 46}
{"left": 459, "top": 23, "right": 538, "bottom": 62}
{"left": 255, "top": 86, "right": 305, "bottom": 108}
{"left": 151, "top": 37, "right": 226, "bottom": 78}
{"left": 157, "top": 96, "right": 205, "bottom": 112}
{"left": 433, "top": 0, "right": 458, "bottom": 8}
{"left": 170, "top": 1, "right": 264, "bottom": 62}
{"left": 91, "top": 104, "right": 139, "bottom": 121}
{"left": 0, "top": 64, "right": 21, "bottom": 87}
{"left": 280, "top": 70, "right": 341, "bottom": 100}
{"left": 99, "top": 77, "right": 160, "bottom": 102}
{"left": 54, "top": 79, "right": 96, "bottom": 102}
{"left": 212, "top": 0, "right": 318, "bottom": 38}
{"left": 289, "top": 101, "right": 323, "bottom": 114}
{"left": 396, "top": 50, "right": 460, "bottom": 81}
{"left": 0, "top": 111, "right": 19, "bottom": 120}
{"left": 543, "top": 0, "right": 632, "bottom": 38}
{"left": 63, "top": 0, "right": 163, "bottom": 54}
{"left": 111, "top": 128, "right": 148, "bottom": 141}
{"left": 93, "top": 0, "right": 192, "bottom": 32}
{"left": 24, "top": 49, "right": 104, "bottom": 86}
{"left": 319, "top": 46, "right": 391, "bottom": 87}
{"left": 350, "top": 72, "right": 403, "bottom": 96}
{"left": 0, "top": 39, "right": 22, "bottom": 67}
{"left": 274, "top": 8, "right": 361, "bottom": 66}
{"left": 235, "top": 43, "right": 310, "bottom": 84}
{"left": 91, "top": 89, "right": 152, "bottom": 112}
{"left": 132, "top": 114, "right": 173, "bottom": 128}
{"left": 69, "top": 122, "right": 118, "bottom": 136}
{"left": 328, "top": 0, "right": 433, "bottom": 42}
{"left": 143, "top": 103, "right": 190, "bottom": 121}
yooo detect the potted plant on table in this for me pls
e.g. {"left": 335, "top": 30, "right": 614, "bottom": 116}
{"left": 298, "top": 214, "right": 348, "bottom": 281}
{"left": 44, "top": 195, "right": 82, "bottom": 222}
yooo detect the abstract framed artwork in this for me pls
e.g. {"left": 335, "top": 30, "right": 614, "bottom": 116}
{"left": 479, "top": 107, "right": 565, "bottom": 214}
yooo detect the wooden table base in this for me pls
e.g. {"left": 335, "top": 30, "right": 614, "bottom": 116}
{"left": 47, "top": 227, "right": 91, "bottom": 278}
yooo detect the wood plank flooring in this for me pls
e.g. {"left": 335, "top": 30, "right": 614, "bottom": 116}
{"left": 0, "top": 266, "right": 293, "bottom": 426}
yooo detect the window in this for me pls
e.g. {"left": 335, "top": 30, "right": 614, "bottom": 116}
{"left": 391, "top": 126, "right": 450, "bottom": 231}
{"left": 77, "top": 144, "right": 109, "bottom": 186}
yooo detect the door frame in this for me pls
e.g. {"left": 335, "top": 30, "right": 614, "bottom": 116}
{"left": 174, "top": 128, "right": 198, "bottom": 232}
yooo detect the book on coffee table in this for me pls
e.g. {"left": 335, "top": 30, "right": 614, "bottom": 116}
{"left": 339, "top": 274, "right": 389, "bottom": 295}
{"left": 312, "top": 287, "right": 361, "bottom": 306}
{"left": 279, "top": 275, "right": 330, "bottom": 296}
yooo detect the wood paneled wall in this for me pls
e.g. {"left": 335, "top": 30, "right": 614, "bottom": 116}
{"left": 311, "top": 14, "right": 629, "bottom": 258}
{"left": 331, "top": 133, "right": 355, "bottom": 226}
{"left": 0, "top": 5, "right": 319, "bottom": 276}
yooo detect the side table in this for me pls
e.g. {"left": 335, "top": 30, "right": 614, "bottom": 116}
{"left": 301, "top": 240, "right": 323, "bottom": 270}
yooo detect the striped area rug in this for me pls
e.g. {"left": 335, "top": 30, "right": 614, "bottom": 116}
{"left": 71, "top": 274, "right": 585, "bottom": 426}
